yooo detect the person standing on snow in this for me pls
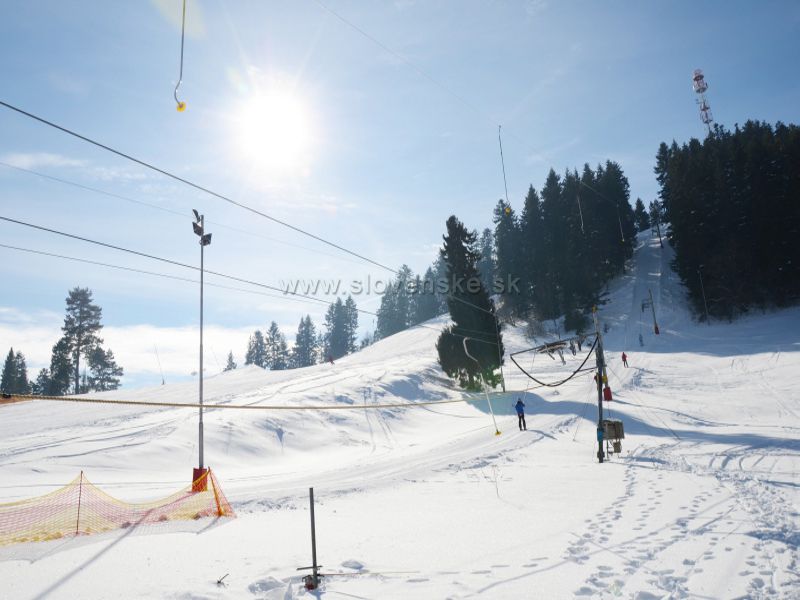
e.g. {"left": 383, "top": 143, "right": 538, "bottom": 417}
{"left": 514, "top": 398, "right": 527, "bottom": 431}
{"left": 622, "top": 352, "right": 629, "bottom": 368}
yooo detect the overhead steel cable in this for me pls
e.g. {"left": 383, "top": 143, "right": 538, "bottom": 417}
{"left": 0, "top": 100, "right": 499, "bottom": 321}
{"left": 508, "top": 336, "right": 598, "bottom": 387}
{"left": 0, "top": 243, "right": 322, "bottom": 307}
{"left": 0, "top": 392, "right": 502, "bottom": 411}
{"left": 0, "top": 100, "right": 397, "bottom": 274}
{"left": 0, "top": 217, "right": 499, "bottom": 347}
{"left": 0, "top": 161, "right": 368, "bottom": 267}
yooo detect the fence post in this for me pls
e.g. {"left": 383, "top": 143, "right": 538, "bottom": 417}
{"left": 75, "top": 471, "right": 84, "bottom": 536}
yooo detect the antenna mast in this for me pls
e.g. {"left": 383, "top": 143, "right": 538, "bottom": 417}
{"left": 692, "top": 68, "right": 714, "bottom": 135}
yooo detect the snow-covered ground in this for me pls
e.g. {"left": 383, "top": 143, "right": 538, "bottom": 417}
{"left": 1, "top": 232, "right": 798, "bottom": 599}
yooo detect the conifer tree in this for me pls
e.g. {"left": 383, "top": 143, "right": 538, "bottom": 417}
{"left": 493, "top": 200, "right": 523, "bottom": 317}
{"left": 344, "top": 296, "right": 359, "bottom": 354}
{"left": 413, "top": 267, "right": 441, "bottom": 323}
{"left": 375, "top": 282, "right": 398, "bottom": 340}
{"left": 32, "top": 368, "right": 50, "bottom": 395}
{"left": 0, "top": 348, "right": 16, "bottom": 393}
{"left": 48, "top": 337, "right": 73, "bottom": 396}
{"left": 432, "top": 255, "right": 449, "bottom": 313}
{"left": 519, "top": 185, "right": 543, "bottom": 310}
{"left": 476, "top": 228, "right": 495, "bottom": 293}
{"left": 62, "top": 287, "right": 104, "bottom": 395}
{"left": 292, "top": 316, "right": 318, "bottom": 368}
{"left": 436, "top": 216, "right": 504, "bottom": 389}
{"left": 323, "top": 296, "right": 360, "bottom": 359}
{"left": 224, "top": 351, "right": 237, "bottom": 371}
{"left": 324, "top": 298, "right": 349, "bottom": 360}
{"left": 376, "top": 267, "right": 413, "bottom": 339}
{"left": 265, "top": 321, "right": 289, "bottom": 370}
{"left": 13, "top": 351, "right": 31, "bottom": 394}
{"left": 653, "top": 120, "right": 800, "bottom": 317}
{"left": 87, "top": 347, "right": 123, "bottom": 391}
{"left": 537, "top": 169, "right": 564, "bottom": 319}
{"left": 245, "top": 330, "right": 267, "bottom": 368}
{"left": 633, "top": 198, "right": 651, "bottom": 232}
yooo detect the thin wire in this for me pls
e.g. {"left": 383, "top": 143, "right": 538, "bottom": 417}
{"left": 498, "top": 125, "right": 510, "bottom": 205}
{"left": 2, "top": 392, "right": 497, "bottom": 412}
{"left": 0, "top": 161, "right": 368, "bottom": 267}
{"left": 0, "top": 100, "right": 397, "bottom": 274}
{"left": 0, "top": 214, "right": 359, "bottom": 309}
{"left": 0, "top": 219, "right": 499, "bottom": 347}
{"left": 509, "top": 337, "right": 598, "bottom": 387}
{"left": 0, "top": 101, "right": 498, "bottom": 321}
{"left": 0, "top": 243, "right": 322, "bottom": 307}
{"left": 174, "top": 0, "right": 187, "bottom": 107}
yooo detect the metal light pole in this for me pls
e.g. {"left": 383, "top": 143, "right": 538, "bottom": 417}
{"left": 648, "top": 288, "right": 660, "bottom": 335}
{"left": 192, "top": 210, "right": 212, "bottom": 486}
{"left": 592, "top": 307, "right": 605, "bottom": 464}
{"left": 697, "top": 265, "right": 710, "bottom": 325}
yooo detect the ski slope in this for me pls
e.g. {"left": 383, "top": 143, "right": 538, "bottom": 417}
{"left": 0, "top": 231, "right": 798, "bottom": 599}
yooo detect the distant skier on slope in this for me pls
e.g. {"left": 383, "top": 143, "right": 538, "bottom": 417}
{"left": 514, "top": 398, "right": 527, "bottom": 431}
{"left": 622, "top": 352, "right": 629, "bottom": 368}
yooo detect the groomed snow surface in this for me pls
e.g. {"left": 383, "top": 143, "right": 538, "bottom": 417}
{"left": 1, "top": 232, "right": 798, "bottom": 599}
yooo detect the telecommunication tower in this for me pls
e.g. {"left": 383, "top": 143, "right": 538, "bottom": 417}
{"left": 692, "top": 68, "right": 714, "bottom": 134}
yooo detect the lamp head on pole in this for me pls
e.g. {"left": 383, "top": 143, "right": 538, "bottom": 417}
{"left": 192, "top": 209, "right": 212, "bottom": 246}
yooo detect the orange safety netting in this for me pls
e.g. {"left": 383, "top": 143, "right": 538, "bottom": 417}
{"left": 0, "top": 469, "right": 234, "bottom": 547}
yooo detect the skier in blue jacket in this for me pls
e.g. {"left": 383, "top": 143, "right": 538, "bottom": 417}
{"left": 514, "top": 398, "right": 526, "bottom": 431}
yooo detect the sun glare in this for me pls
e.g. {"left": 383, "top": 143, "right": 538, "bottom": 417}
{"left": 236, "top": 90, "right": 313, "bottom": 173}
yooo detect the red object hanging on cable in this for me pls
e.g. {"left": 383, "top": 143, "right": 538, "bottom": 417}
{"left": 603, "top": 386, "right": 613, "bottom": 402}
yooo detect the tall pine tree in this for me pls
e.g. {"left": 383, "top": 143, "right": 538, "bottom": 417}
{"left": 245, "top": 330, "right": 267, "bottom": 368}
{"left": 291, "top": 315, "right": 318, "bottom": 368}
{"left": 265, "top": 321, "right": 289, "bottom": 370}
{"left": 436, "top": 216, "right": 504, "bottom": 389}
{"left": 87, "top": 347, "right": 123, "bottom": 391}
{"left": 0, "top": 348, "right": 17, "bottom": 393}
{"left": 61, "top": 288, "right": 104, "bottom": 395}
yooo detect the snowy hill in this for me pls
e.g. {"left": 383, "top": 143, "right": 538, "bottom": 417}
{"left": 1, "top": 231, "right": 798, "bottom": 599}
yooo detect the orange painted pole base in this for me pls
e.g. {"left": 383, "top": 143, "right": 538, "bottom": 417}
{"left": 192, "top": 467, "right": 208, "bottom": 492}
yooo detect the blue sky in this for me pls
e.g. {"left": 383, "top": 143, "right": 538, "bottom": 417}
{"left": 1, "top": 0, "right": 798, "bottom": 387}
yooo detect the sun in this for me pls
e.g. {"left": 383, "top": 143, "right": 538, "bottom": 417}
{"left": 235, "top": 90, "right": 313, "bottom": 173}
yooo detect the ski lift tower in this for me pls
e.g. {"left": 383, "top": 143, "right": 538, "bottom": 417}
{"left": 692, "top": 68, "right": 714, "bottom": 135}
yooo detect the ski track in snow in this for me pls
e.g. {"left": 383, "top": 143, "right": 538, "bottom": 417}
{"left": 1, "top": 230, "right": 799, "bottom": 599}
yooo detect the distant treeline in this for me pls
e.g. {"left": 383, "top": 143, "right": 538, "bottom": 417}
{"left": 373, "top": 160, "right": 639, "bottom": 344}
{"left": 238, "top": 295, "right": 366, "bottom": 371}
{"left": 488, "top": 162, "right": 637, "bottom": 327}
{"left": 655, "top": 121, "right": 800, "bottom": 319}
